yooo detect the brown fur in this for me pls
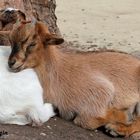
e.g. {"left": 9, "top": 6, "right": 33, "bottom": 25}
{"left": 0, "top": 8, "right": 26, "bottom": 45}
{"left": 6, "top": 21, "right": 140, "bottom": 137}
{"left": 106, "top": 117, "right": 140, "bottom": 137}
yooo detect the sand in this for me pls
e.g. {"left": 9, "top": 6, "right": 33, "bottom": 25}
{"left": 56, "top": 0, "right": 140, "bottom": 54}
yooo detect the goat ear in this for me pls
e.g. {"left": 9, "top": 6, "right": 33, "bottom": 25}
{"left": 0, "top": 31, "right": 10, "bottom": 46}
{"left": 17, "top": 10, "right": 26, "bottom": 20}
{"left": 0, "top": 31, "right": 10, "bottom": 38}
{"left": 45, "top": 36, "right": 64, "bottom": 45}
{"left": 34, "top": 21, "right": 64, "bottom": 45}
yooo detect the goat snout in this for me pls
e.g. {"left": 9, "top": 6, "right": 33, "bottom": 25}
{"left": 8, "top": 59, "right": 16, "bottom": 68}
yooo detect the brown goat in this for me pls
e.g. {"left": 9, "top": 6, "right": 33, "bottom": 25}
{"left": 0, "top": 8, "right": 26, "bottom": 45}
{"left": 5, "top": 21, "right": 140, "bottom": 137}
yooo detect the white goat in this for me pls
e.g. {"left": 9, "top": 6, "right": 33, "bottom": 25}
{"left": 0, "top": 46, "right": 55, "bottom": 125}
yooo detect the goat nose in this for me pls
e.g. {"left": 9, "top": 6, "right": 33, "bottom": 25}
{"left": 8, "top": 59, "right": 16, "bottom": 68}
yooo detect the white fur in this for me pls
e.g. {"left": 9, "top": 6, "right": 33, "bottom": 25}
{"left": 5, "top": 8, "right": 18, "bottom": 12}
{"left": 0, "top": 46, "right": 55, "bottom": 125}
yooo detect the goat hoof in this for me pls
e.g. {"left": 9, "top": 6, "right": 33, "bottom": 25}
{"left": 130, "top": 132, "right": 140, "bottom": 140}
{"left": 32, "top": 121, "right": 43, "bottom": 127}
{"left": 105, "top": 123, "right": 125, "bottom": 137}
{"left": 30, "top": 119, "right": 43, "bottom": 127}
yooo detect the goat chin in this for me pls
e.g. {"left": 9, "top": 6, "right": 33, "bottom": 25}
{"left": 0, "top": 46, "right": 55, "bottom": 126}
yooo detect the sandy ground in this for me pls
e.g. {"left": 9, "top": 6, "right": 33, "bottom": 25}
{"left": 0, "top": 0, "right": 140, "bottom": 140}
{"left": 56, "top": 0, "right": 140, "bottom": 54}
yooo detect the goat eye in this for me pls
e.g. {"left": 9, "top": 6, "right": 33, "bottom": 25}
{"left": 28, "top": 45, "right": 34, "bottom": 49}
{"left": 26, "top": 43, "right": 36, "bottom": 54}
{"left": 27, "top": 42, "right": 36, "bottom": 49}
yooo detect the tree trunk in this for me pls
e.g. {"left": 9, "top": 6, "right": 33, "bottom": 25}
{"left": 0, "top": 0, "right": 61, "bottom": 45}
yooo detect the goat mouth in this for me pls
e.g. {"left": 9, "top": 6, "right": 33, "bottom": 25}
{"left": 10, "top": 64, "right": 24, "bottom": 72}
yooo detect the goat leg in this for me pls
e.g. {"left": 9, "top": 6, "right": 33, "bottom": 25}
{"left": 105, "top": 117, "right": 140, "bottom": 138}
{"left": 74, "top": 108, "right": 132, "bottom": 130}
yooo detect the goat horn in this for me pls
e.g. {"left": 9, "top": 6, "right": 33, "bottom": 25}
{"left": 31, "top": 18, "right": 37, "bottom": 25}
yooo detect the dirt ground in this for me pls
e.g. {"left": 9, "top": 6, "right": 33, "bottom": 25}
{"left": 0, "top": 0, "right": 140, "bottom": 140}
{"left": 0, "top": 116, "right": 132, "bottom": 140}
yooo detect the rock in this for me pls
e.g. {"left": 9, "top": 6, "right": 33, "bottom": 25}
{"left": 40, "top": 132, "right": 46, "bottom": 136}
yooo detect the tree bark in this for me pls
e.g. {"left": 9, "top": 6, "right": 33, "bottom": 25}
{"left": 0, "top": 0, "right": 61, "bottom": 45}
{"left": 22, "top": 0, "right": 60, "bottom": 35}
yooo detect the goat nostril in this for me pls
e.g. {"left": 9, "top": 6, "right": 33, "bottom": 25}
{"left": 8, "top": 59, "right": 16, "bottom": 67}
